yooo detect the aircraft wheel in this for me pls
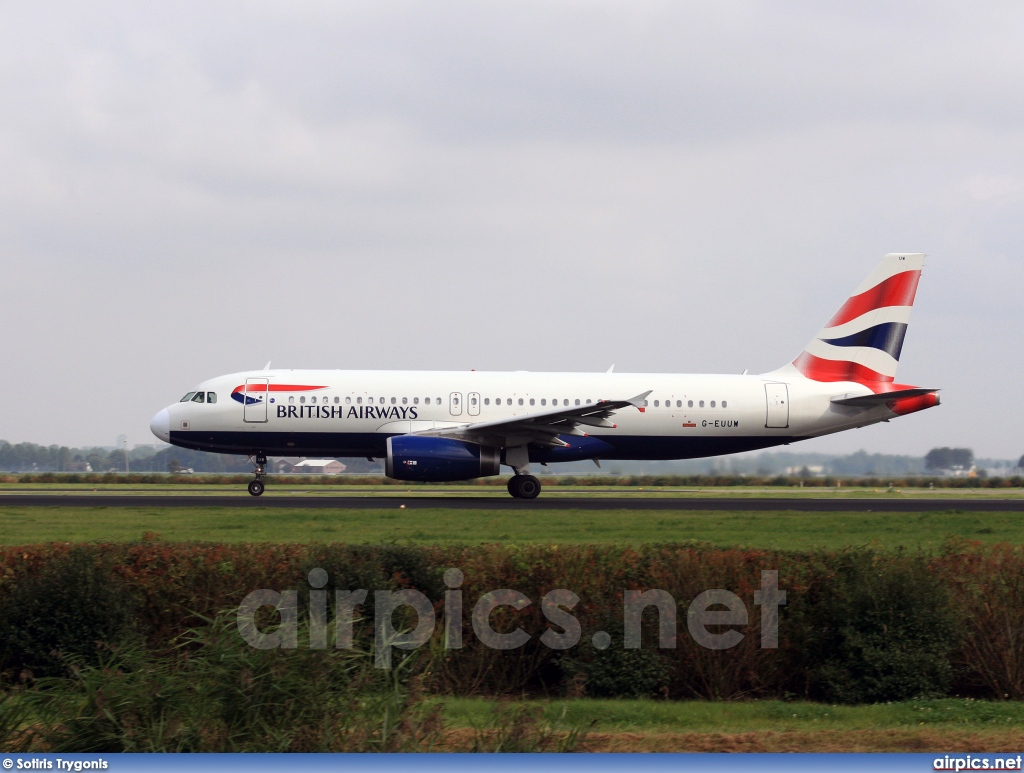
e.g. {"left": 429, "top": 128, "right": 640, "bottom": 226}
{"left": 507, "top": 477, "right": 521, "bottom": 498}
{"left": 516, "top": 475, "right": 541, "bottom": 500}
{"left": 248, "top": 480, "right": 265, "bottom": 497}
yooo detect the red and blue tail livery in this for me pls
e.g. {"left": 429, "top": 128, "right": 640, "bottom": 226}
{"left": 784, "top": 253, "right": 923, "bottom": 387}
{"left": 152, "top": 253, "right": 940, "bottom": 499}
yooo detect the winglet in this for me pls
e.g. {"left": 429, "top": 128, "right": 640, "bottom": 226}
{"left": 263, "top": 361, "right": 272, "bottom": 370}
{"left": 627, "top": 390, "right": 652, "bottom": 408}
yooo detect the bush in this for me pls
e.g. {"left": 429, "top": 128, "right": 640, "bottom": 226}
{"left": 559, "top": 624, "right": 669, "bottom": 698}
{"left": 789, "top": 551, "right": 959, "bottom": 703}
{"left": 21, "top": 612, "right": 441, "bottom": 752}
{"left": 2, "top": 542, "right": 1021, "bottom": 703}
{"left": 0, "top": 546, "right": 141, "bottom": 678}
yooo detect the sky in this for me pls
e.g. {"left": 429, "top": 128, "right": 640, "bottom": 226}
{"left": 1, "top": 1, "right": 1022, "bottom": 457}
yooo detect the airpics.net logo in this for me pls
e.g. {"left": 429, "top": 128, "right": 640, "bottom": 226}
{"left": 235, "top": 568, "right": 787, "bottom": 667}
{"left": 933, "top": 756, "right": 1024, "bottom": 771}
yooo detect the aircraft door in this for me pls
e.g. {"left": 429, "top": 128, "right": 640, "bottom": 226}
{"left": 244, "top": 378, "right": 269, "bottom": 423}
{"left": 468, "top": 392, "right": 481, "bottom": 416}
{"left": 764, "top": 383, "right": 789, "bottom": 428}
{"left": 449, "top": 392, "right": 463, "bottom": 416}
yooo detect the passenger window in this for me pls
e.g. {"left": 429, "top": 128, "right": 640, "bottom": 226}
{"left": 508, "top": 398, "right": 513, "bottom": 406}
{"left": 586, "top": 399, "right": 592, "bottom": 404}
{"left": 289, "top": 396, "right": 295, "bottom": 404}
{"left": 676, "top": 400, "right": 682, "bottom": 408}
{"left": 425, "top": 397, "right": 431, "bottom": 405}
{"left": 654, "top": 400, "right": 659, "bottom": 407}
{"left": 207, "top": 392, "right": 217, "bottom": 404}
{"left": 415, "top": 397, "right": 420, "bottom": 405}
{"left": 312, "top": 396, "right": 318, "bottom": 404}
{"left": 180, "top": 392, "right": 196, "bottom": 402}
{"left": 563, "top": 399, "right": 569, "bottom": 406}
{"left": 484, "top": 398, "right": 490, "bottom": 405}
{"left": 518, "top": 398, "right": 524, "bottom": 406}
{"left": 530, "top": 398, "right": 535, "bottom": 406}
{"left": 711, "top": 401, "right": 716, "bottom": 408}
{"left": 436, "top": 397, "right": 442, "bottom": 404}
{"left": 191, "top": 392, "right": 205, "bottom": 403}
{"left": 334, "top": 396, "right": 339, "bottom": 404}
{"left": 345, "top": 396, "right": 351, "bottom": 404}
{"left": 402, "top": 397, "right": 408, "bottom": 405}
{"left": 541, "top": 399, "right": 546, "bottom": 406}
{"left": 643, "top": 400, "right": 649, "bottom": 407}
{"left": 365, "top": 397, "right": 371, "bottom": 404}
{"left": 722, "top": 400, "right": 728, "bottom": 408}
{"left": 391, "top": 397, "right": 397, "bottom": 405}
{"left": 575, "top": 399, "right": 580, "bottom": 406}
{"left": 699, "top": 400, "right": 704, "bottom": 408}
{"left": 688, "top": 400, "right": 693, "bottom": 408}
{"left": 356, "top": 397, "right": 361, "bottom": 404}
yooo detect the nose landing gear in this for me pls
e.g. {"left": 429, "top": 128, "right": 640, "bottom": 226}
{"left": 248, "top": 453, "right": 267, "bottom": 497}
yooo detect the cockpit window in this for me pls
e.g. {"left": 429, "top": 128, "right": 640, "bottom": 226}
{"left": 180, "top": 392, "right": 196, "bottom": 402}
{"left": 191, "top": 392, "right": 205, "bottom": 403}
{"left": 207, "top": 392, "right": 217, "bottom": 404}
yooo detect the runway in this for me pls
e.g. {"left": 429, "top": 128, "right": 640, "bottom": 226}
{"left": 1, "top": 494, "right": 1022, "bottom": 512}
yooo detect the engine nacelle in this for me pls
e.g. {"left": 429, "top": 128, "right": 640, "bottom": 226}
{"left": 385, "top": 435, "right": 501, "bottom": 482}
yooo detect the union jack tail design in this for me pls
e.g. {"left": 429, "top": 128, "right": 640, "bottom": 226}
{"left": 776, "top": 253, "right": 925, "bottom": 388}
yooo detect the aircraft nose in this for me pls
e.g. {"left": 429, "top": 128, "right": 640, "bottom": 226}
{"left": 150, "top": 408, "right": 170, "bottom": 443}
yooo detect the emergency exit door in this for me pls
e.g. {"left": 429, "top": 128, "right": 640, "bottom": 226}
{"left": 449, "top": 392, "right": 463, "bottom": 416}
{"left": 765, "top": 383, "right": 789, "bottom": 428}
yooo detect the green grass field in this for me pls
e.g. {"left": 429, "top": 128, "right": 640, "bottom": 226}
{"left": 436, "top": 698, "right": 1024, "bottom": 751}
{"left": 2, "top": 504, "right": 1022, "bottom": 549}
{"left": 442, "top": 697, "right": 1024, "bottom": 733}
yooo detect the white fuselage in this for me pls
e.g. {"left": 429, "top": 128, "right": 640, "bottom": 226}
{"left": 151, "top": 368, "right": 897, "bottom": 463}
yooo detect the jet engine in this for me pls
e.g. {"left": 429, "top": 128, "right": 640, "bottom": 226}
{"left": 385, "top": 435, "right": 501, "bottom": 482}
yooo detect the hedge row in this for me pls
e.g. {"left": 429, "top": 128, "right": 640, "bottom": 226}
{"left": 2, "top": 542, "right": 1023, "bottom": 703}
{"left": 5, "top": 472, "right": 1023, "bottom": 487}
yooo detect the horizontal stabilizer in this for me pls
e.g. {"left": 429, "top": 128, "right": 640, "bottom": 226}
{"left": 831, "top": 388, "right": 938, "bottom": 407}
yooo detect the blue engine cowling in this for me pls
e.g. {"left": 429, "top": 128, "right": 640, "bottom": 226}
{"left": 385, "top": 435, "right": 501, "bottom": 482}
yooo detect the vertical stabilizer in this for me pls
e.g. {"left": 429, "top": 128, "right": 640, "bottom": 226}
{"left": 769, "top": 253, "right": 925, "bottom": 386}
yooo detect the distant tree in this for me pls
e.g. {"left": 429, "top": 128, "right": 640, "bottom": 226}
{"left": 1018, "top": 454, "right": 1024, "bottom": 471}
{"left": 925, "top": 447, "right": 974, "bottom": 471}
{"left": 167, "top": 458, "right": 182, "bottom": 474}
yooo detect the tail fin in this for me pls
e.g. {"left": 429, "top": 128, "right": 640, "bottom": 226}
{"left": 772, "top": 253, "right": 925, "bottom": 385}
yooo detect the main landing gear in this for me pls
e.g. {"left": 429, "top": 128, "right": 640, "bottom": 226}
{"left": 248, "top": 453, "right": 267, "bottom": 497}
{"left": 507, "top": 474, "right": 541, "bottom": 500}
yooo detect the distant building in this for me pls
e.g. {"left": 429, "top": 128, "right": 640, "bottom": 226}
{"left": 288, "top": 459, "right": 347, "bottom": 475}
{"left": 943, "top": 465, "right": 979, "bottom": 478}
{"left": 272, "top": 458, "right": 299, "bottom": 474}
{"left": 784, "top": 465, "right": 825, "bottom": 477}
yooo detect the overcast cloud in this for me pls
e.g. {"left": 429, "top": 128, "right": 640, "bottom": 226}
{"left": 1, "top": 1, "right": 1022, "bottom": 457}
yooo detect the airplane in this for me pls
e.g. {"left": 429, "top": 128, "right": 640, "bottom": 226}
{"left": 150, "top": 253, "right": 939, "bottom": 499}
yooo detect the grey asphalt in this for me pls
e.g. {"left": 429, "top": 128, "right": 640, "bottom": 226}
{"left": 1, "top": 495, "right": 1022, "bottom": 511}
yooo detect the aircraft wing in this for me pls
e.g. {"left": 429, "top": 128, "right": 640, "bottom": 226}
{"left": 415, "top": 390, "right": 651, "bottom": 448}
